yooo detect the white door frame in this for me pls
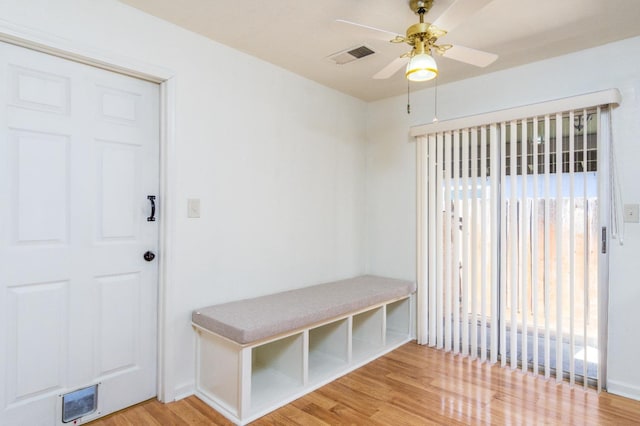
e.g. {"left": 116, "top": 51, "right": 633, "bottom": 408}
{"left": 0, "top": 19, "right": 178, "bottom": 403}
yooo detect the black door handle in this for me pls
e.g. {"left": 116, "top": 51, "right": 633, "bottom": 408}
{"left": 147, "top": 195, "right": 156, "bottom": 222}
{"left": 144, "top": 251, "right": 156, "bottom": 262}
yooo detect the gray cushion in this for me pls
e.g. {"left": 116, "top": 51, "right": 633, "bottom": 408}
{"left": 192, "top": 275, "right": 416, "bottom": 344}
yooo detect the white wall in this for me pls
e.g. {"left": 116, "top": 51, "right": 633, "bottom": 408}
{"left": 0, "top": 0, "right": 367, "bottom": 400}
{"left": 5, "top": 0, "right": 640, "bottom": 405}
{"left": 365, "top": 36, "right": 640, "bottom": 399}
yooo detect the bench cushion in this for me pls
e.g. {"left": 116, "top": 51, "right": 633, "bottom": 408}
{"left": 192, "top": 275, "right": 415, "bottom": 344}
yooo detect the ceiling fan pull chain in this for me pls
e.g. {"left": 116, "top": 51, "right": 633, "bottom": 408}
{"left": 433, "top": 76, "right": 439, "bottom": 122}
{"left": 407, "top": 79, "right": 411, "bottom": 114}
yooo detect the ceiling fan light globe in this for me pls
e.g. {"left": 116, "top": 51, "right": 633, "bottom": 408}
{"left": 406, "top": 53, "right": 438, "bottom": 82}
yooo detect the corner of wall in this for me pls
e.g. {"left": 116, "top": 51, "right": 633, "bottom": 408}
{"left": 607, "top": 380, "right": 640, "bottom": 401}
{"left": 172, "top": 381, "right": 196, "bottom": 402}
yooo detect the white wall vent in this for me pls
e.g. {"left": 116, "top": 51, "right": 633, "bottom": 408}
{"left": 327, "top": 45, "right": 375, "bottom": 65}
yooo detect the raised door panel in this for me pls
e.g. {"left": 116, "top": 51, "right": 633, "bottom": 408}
{"left": 97, "top": 142, "right": 140, "bottom": 241}
{"left": 96, "top": 273, "right": 140, "bottom": 377}
{"left": 9, "top": 65, "right": 70, "bottom": 115}
{"left": 5, "top": 281, "right": 68, "bottom": 404}
{"left": 12, "top": 131, "right": 69, "bottom": 245}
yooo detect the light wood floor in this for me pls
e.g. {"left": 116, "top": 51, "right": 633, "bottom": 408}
{"left": 89, "top": 342, "right": 640, "bottom": 425}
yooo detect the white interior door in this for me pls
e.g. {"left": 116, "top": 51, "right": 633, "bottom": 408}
{"left": 0, "top": 41, "right": 159, "bottom": 425}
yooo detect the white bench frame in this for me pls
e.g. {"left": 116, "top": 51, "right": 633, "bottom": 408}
{"left": 193, "top": 294, "right": 414, "bottom": 425}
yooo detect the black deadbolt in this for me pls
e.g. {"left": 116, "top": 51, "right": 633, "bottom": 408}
{"left": 144, "top": 251, "right": 156, "bottom": 262}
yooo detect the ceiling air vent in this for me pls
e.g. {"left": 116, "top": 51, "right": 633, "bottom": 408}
{"left": 327, "top": 45, "right": 375, "bottom": 65}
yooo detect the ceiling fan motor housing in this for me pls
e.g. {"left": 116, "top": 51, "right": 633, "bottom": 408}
{"left": 405, "top": 0, "right": 447, "bottom": 50}
{"left": 410, "top": 0, "right": 434, "bottom": 14}
{"left": 406, "top": 22, "right": 445, "bottom": 47}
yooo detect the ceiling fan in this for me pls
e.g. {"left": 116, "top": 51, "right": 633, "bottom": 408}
{"left": 337, "top": 0, "right": 498, "bottom": 82}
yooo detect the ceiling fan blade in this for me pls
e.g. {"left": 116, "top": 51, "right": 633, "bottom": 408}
{"left": 432, "top": 0, "right": 493, "bottom": 32}
{"left": 373, "top": 56, "right": 409, "bottom": 79}
{"left": 335, "top": 19, "right": 403, "bottom": 39}
{"left": 439, "top": 44, "right": 498, "bottom": 67}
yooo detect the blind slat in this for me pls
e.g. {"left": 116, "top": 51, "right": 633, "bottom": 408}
{"left": 480, "top": 126, "right": 484, "bottom": 362}
{"left": 461, "top": 130, "right": 470, "bottom": 357}
{"left": 489, "top": 123, "right": 499, "bottom": 364}
{"left": 532, "top": 116, "right": 540, "bottom": 376}
{"left": 582, "top": 109, "right": 589, "bottom": 390}
{"left": 555, "top": 112, "right": 564, "bottom": 383}
{"left": 417, "top": 137, "right": 426, "bottom": 344}
{"left": 569, "top": 111, "right": 576, "bottom": 386}
{"left": 499, "top": 122, "right": 507, "bottom": 367}
{"left": 453, "top": 131, "right": 461, "bottom": 354}
{"left": 521, "top": 118, "right": 529, "bottom": 374}
{"left": 509, "top": 120, "right": 518, "bottom": 369}
{"left": 436, "top": 133, "right": 444, "bottom": 348}
{"left": 544, "top": 114, "right": 551, "bottom": 379}
{"left": 428, "top": 135, "right": 437, "bottom": 347}
{"left": 444, "top": 132, "right": 452, "bottom": 352}
{"left": 596, "top": 106, "right": 603, "bottom": 393}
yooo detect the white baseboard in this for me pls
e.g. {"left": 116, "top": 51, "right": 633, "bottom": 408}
{"left": 173, "top": 382, "right": 195, "bottom": 401}
{"left": 607, "top": 380, "right": 640, "bottom": 401}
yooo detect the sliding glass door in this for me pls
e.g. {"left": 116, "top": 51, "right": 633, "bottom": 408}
{"left": 499, "top": 111, "right": 600, "bottom": 386}
{"left": 419, "top": 107, "right": 609, "bottom": 388}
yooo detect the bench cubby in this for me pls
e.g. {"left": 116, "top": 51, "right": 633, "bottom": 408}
{"left": 352, "top": 306, "right": 385, "bottom": 362}
{"left": 192, "top": 275, "right": 415, "bottom": 425}
{"left": 250, "top": 332, "right": 305, "bottom": 412}
{"left": 308, "top": 318, "right": 349, "bottom": 384}
{"left": 386, "top": 297, "right": 412, "bottom": 347}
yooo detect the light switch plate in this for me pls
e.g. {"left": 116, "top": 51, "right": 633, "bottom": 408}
{"left": 624, "top": 204, "right": 639, "bottom": 223}
{"left": 187, "top": 198, "right": 200, "bottom": 218}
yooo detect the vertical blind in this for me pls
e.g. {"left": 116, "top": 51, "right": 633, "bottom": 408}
{"left": 414, "top": 90, "right": 620, "bottom": 389}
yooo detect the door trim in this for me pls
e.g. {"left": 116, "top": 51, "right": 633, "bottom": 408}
{"left": 0, "top": 18, "right": 178, "bottom": 403}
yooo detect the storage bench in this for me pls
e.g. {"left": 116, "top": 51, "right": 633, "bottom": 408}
{"left": 191, "top": 275, "right": 416, "bottom": 425}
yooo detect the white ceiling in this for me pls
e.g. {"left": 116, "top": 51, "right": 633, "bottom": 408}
{"left": 120, "top": 0, "right": 640, "bottom": 102}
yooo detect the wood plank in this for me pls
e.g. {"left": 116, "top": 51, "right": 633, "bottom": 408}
{"left": 142, "top": 399, "right": 188, "bottom": 425}
{"left": 252, "top": 404, "right": 330, "bottom": 426}
{"left": 183, "top": 396, "right": 233, "bottom": 424}
{"left": 88, "top": 342, "right": 640, "bottom": 425}
{"left": 118, "top": 404, "right": 162, "bottom": 426}
{"left": 166, "top": 398, "right": 231, "bottom": 426}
